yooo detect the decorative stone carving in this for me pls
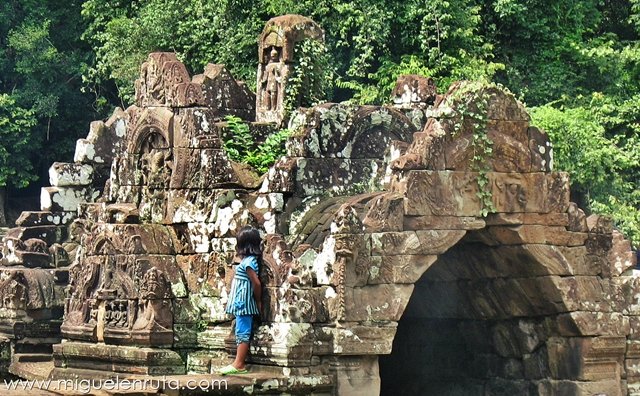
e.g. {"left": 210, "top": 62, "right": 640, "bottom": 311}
{"left": 256, "top": 15, "right": 324, "bottom": 125}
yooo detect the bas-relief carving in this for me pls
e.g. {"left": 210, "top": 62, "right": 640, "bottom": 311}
{"left": 261, "top": 47, "right": 284, "bottom": 112}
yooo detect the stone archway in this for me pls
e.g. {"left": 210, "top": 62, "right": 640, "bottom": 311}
{"left": 379, "top": 228, "right": 627, "bottom": 395}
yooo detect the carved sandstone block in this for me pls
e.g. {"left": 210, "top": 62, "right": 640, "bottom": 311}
{"left": 342, "top": 284, "right": 414, "bottom": 321}
{"left": 362, "top": 193, "right": 404, "bottom": 232}
{"left": 313, "top": 323, "right": 397, "bottom": 355}
{"left": 367, "top": 255, "right": 437, "bottom": 284}
{"left": 403, "top": 215, "right": 485, "bottom": 230}
{"left": 40, "top": 187, "right": 99, "bottom": 212}
{"left": 404, "top": 171, "right": 569, "bottom": 217}
{"left": 49, "top": 162, "right": 93, "bottom": 187}
{"left": 370, "top": 230, "right": 466, "bottom": 256}
{"left": 480, "top": 225, "right": 588, "bottom": 246}
{"left": 15, "top": 211, "right": 76, "bottom": 227}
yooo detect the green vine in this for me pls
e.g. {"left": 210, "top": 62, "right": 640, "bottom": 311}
{"left": 449, "top": 82, "right": 496, "bottom": 217}
{"left": 223, "top": 115, "right": 291, "bottom": 174}
{"left": 283, "top": 38, "right": 333, "bottom": 120}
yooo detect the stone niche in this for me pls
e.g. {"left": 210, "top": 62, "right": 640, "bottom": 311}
{"left": 256, "top": 14, "right": 324, "bottom": 125}
{"left": 0, "top": 14, "right": 639, "bottom": 396}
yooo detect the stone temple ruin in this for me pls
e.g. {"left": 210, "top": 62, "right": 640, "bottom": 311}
{"left": 0, "top": 14, "right": 639, "bottom": 396}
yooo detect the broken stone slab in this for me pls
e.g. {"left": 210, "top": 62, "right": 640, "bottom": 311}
{"left": 390, "top": 119, "right": 447, "bottom": 172}
{"left": 292, "top": 158, "right": 386, "bottom": 197}
{"left": 15, "top": 211, "right": 76, "bottom": 227}
{"left": 52, "top": 341, "right": 186, "bottom": 375}
{"left": 587, "top": 214, "right": 614, "bottom": 234}
{"left": 370, "top": 230, "right": 466, "bottom": 256}
{"left": 74, "top": 116, "right": 126, "bottom": 165}
{"left": 40, "top": 186, "right": 99, "bottom": 212}
{"left": 48, "top": 162, "right": 93, "bottom": 187}
{"left": 443, "top": 119, "right": 532, "bottom": 172}
{"left": 528, "top": 126, "right": 554, "bottom": 172}
{"left": 567, "top": 202, "right": 589, "bottom": 232}
{"left": 0, "top": 268, "right": 62, "bottom": 310}
{"left": 191, "top": 63, "right": 256, "bottom": 118}
{"left": 173, "top": 108, "right": 222, "bottom": 149}
{"left": 287, "top": 104, "right": 415, "bottom": 160}
{"left": 392, "top": 75, "right": 437, "bottom": 109}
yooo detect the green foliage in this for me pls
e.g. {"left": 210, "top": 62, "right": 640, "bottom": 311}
{"left": 0, "top": 94, "right": 38, "bottom": 188}
{"left": 223, "top": 115, "right": 292, "bottom": 174}
{"left": 0, "top": 0, "right": 98, "bottom": 190}
{"left": 448, "top": 82, "right": 496, "bottom": 217}
{"left": 284, "top": 38, "right": 334, "bottom": 117}
{"left": 531, "top": 99, "right": 640, "bottom": 246}
{"left": 223, "top": 115, "right": 253, "bottom": 163}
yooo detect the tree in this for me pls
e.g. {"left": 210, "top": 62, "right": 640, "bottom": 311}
{"left": 0, "top": 0, "right": 99, "bottom": 223}
{"left": 0, "top": 94, "right": 37, "bottom": 224}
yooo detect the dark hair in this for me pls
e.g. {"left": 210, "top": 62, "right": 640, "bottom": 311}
{"left": 236, "top": 226, "right": 262, "bottom": 258}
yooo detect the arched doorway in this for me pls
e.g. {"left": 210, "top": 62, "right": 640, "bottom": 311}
{"left": 380, "top": 229, "right": 626, "bottom": 395}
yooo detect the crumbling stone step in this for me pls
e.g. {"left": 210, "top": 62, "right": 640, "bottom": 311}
{"left": 8, "top": 358, "right": 53, "bottom": 380}
{"left": 12, "top": 353, "right": 53, "bottom": 363}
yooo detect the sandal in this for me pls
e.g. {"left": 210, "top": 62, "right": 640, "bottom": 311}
{"left": 218, "top": 364, "right": 249, "bottom": 375}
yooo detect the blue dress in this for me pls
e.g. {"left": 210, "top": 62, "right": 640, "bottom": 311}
{"left": 226, "top": 256, "right": 260, "bottom": 316}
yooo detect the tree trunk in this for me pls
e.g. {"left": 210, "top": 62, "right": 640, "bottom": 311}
{"left": 0, "top": 186, "right": 7, "bottom": 226}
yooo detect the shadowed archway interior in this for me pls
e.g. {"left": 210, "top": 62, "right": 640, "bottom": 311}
{"left": 380, "top": 230, "right": 604, "bottom": 395}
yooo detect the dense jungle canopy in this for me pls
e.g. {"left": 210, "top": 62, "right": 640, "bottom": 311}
{"left": 0, "top": 0, "right": 639, "bottom": 245}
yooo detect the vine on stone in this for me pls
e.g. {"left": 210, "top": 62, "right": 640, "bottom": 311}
{"left": 283, "top": 38, "right": 333, "bottom": 120}
{"left": 449, "top": 82, "right": 497, "bottom": 217}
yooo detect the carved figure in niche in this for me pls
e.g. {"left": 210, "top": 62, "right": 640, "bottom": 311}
{"left": 132, "top": 268, "right": 172, "bottom": 332}
{"left": 144, "top": 61, "right": 163, "bottom": 103}
{"left": 261, "top": 47, "right": 283, "bottom": 111}
{"left": 111, "top": 301, "right": 125, "bottom": 327}
{"left": 139, "top": 131, "right": 171, "bottom": 189}
{"left": 88, "top": 301, "right": 98, "bottom": 324}
{"left": 0, "top": 273, "right": 26, "bottom": 309}
{"left": 104, "top": 301, "right": 114, "bottom": 324}
{"left": 494, "top": 179, "right": 527, "bottom": 212}
{"left": 116, "top": 301, "right": 128, "bottom": 327}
